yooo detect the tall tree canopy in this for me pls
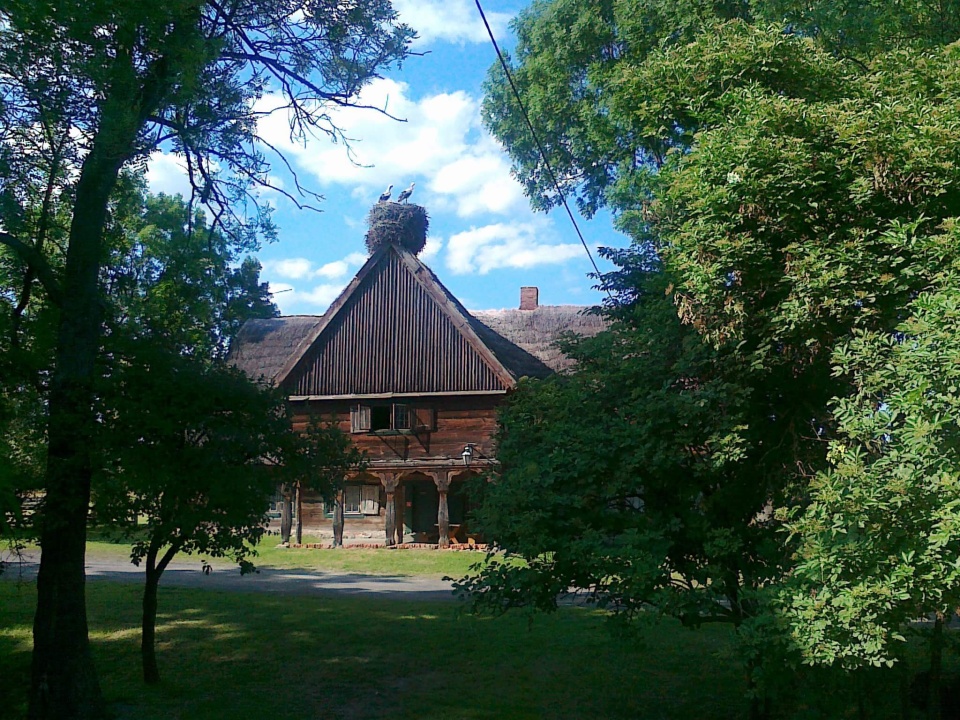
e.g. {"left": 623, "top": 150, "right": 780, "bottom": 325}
{"left": 471, "top": 1, "right": 960, "bottom": 714}
{"left": 0, "top": 2, "right": 413, "bottom": 717}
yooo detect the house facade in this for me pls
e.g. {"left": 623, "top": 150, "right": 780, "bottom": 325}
{"left": 230, "top": 240, "right": 604, "bottom": 546}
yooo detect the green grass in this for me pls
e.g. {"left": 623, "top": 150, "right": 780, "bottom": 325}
{"left": 0, "top": 581, "right": 748, "bottom": 720}
{"left": 250, "top": 538, "right": 494, "bottom": 578}
{"left": 75, "top": 533, "right": 496, "bottom": 579}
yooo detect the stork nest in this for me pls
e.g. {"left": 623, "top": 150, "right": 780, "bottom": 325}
{"left": 365, "top": 202, "right": 429, "bottom": 255}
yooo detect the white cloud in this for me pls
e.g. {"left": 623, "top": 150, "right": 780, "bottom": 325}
{"left": 394, "top": 0, "right": 511, "bottom": 45}
{"left": 146, "top": 152, "right": 193, "bottom": 198}
{"left": 263, "top": 257, "right": 314, "bottom": 280}
{"left": 262, "top": 251, "right": 371, "bottom": 313}
{"left": 262, "top": 252, "right": 367, "bottom": 283}
{"left": 296, "top": 284, "right": 345, "bottom": 308}
{"left": 268, "top": 282, "right": 344, "bottom": 314}
{"left": 445, "top": 222, "right": 583, "bottom": 275}
{"left": 315, "top": 259, "right": 350, "bottom": 279}
{"left": 419, "top": 237, "right": 443, "bottom": 263}
{"left": 255, "top": 79, "right": 528, "bottom": 218}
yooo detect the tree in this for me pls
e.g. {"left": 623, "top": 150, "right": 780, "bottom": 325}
{"left": 100, "top": 178, "right": 278, "bottom": 357}
{"left": 88, "top": 182, "right": 361, "bottom": 684}
{"left": 457, "top": 267, "right": 780, "bottom": 629}
{"left": 0, "top": 3, "right": 413, "bottom": 716}
{"left": 781, "top": 275, "right": 960, "bottom": 720}
{"left": 93, "top": 351, "right": 288, "bottom": 684}
{"left": 94, "top": 347, "right": 361, "bottom": 684}
{"left": 478, "top": 0, "right": 960, "bottom": 581}
{"left": 474, "top": 3, "right": 960, "bottom": 711}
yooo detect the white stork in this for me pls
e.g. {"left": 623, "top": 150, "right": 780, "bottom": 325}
{"left": 378, "top": 184, "right": 393, "bottom": 203}
{"left": 397, "top": 182, "right": 415, "bottom": 203}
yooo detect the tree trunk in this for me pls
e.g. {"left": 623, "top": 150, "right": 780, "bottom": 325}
{"left": 142, "top": 567, "right": 161, "bottom": 684}
{"left": 28, "top": 121, "right": 134, "bottom": 720}
{"left": 27, "top": 18, "right": 203, "bottom": 715}
{"left": 140, "top": 541, "right": 178, "bottom": 685}
{"left": 438, "top": 490, "right": 450, "bottom": 549}
{"left": 332, "top": 490, "right": 344, "bottom": 548}
{"left": 929, "top": 614, "right": 944, "bottom": 720}
{"left": 385, "top": 490, "right": 396, "bottom": 547}
{"left": 295, "top": 482, "right": 303, "bottom": 545}
{"left": 280, "top": 485, "right": 292, "bottom": 544}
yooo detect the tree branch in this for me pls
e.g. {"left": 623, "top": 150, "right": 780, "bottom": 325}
{"left": 0, "top": 231, "right": 63, "bottom": 306}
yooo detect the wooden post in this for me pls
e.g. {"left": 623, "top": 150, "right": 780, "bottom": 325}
{"left": 382, "top": 474, "right": 398, "bottom": 547}
{"left": 294, "top": 481, "right": 303, "bottom": 545}
{"left": 332, "top": 488, "right": 344, "bottom": 548}
{"left": 435, "top": 472, "right": 450, "bottom": 549}
{"left": 395, "top": 483, "right": 405, "bottom": 546}
{"left": 280, "top": 483, "right": 292, "bottom": 544}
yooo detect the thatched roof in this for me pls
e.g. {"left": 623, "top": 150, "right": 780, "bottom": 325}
{"left": 228, "top": 315, "right": 323, "bottom": 383}
{"left": 470, "top": 306, "right": 607, "bottom": 373}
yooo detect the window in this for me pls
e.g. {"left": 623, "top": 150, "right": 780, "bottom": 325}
{"left": 371, "top": 405, "right": 391, "bottom": 431}
{"left": 343, "top": 485, "right": 361, "bottom": 514}
{"left": 393, "top": 404, "right": 410, "bottom": 430}
{"left": 350, "top": 405, "right": 371, "bottom": 433}
{"left": 351, "top": 403, "right": 425, "bottom": 433}
{"left": 332, "top": 484, "right": 380, "bottom": 516}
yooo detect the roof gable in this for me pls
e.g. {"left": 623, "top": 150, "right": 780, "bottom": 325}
{"left": 277, "top": 244, "right": 551, "bottom": 397}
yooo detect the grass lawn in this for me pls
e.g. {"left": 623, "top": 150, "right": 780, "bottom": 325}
{"left": 250, "top": 539, "right": 495, "bottom": 578}
{"left": 0, "top": 580, "right": 748, "bottom": 720}
{"left": 77, "top": 533, "right": 496, "bottom": 579}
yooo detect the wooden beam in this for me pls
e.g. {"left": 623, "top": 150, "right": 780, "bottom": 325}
{"left": 332, "top": 488, "right": 344, "bottom": 548}
{"left": 395, "top": 483, "right": 405, "bottom": 545}
{"left": 434, "top": 471, "right": 451, "bottom": 549}
{"left": 380, "top": 473, "right": 399, "bottom": 547}
{"left": 437, "top": 490, "right": 450, "bottom": 549}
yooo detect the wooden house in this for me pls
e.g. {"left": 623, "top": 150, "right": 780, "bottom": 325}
{"left": 230, "top": 238, "right": 603, "bottom": 547}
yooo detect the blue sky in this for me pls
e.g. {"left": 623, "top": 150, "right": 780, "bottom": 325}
{"left": 146, "top": 0, "right": 629, "bottom": 314}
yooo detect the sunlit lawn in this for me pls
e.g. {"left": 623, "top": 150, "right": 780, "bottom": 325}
{"left": 76, "top": 532, "right": 498, "bottom": 579}
{"left": 0, "top": 581, "right": 748, "bottom": 720}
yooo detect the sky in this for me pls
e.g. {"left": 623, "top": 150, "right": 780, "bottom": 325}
{"left": 146, "top": 0, "right": 629, "bottom": 315}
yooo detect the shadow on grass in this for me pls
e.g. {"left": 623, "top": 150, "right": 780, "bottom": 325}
{"left": 0, "top": 580, "right": 749, "bottom": 720}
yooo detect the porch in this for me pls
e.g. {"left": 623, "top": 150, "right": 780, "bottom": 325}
{"left": 290, "top": 467, "right": 483, "bottom": 548}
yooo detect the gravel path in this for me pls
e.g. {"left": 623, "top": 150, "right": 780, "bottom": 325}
{"left": 1, "top": 549, "right": 459, "bottom": 602}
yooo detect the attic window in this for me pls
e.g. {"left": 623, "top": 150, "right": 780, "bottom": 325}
{"left": 351, "top": 403, "right": 420, "bottom": 433}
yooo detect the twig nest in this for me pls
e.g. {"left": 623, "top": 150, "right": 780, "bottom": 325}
{"left": 365, "top": 202, "right": 430, "bottom": 255}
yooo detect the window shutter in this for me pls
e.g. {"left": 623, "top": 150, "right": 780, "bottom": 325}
{"left": 344, "top": 485, "right": 362, "bottom": 514}
{"left": 351, "top": 404, "right": 371, "bottom": 433}
{"left": 361, "top": 485, "right": 380, "bottom": 515}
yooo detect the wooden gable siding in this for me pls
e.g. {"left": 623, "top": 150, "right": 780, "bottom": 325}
{"left": 285, "top": 251, "right": 507, "bottom": 396}
{"left": 291, "top": 396, "right": 500, "bottom": 463}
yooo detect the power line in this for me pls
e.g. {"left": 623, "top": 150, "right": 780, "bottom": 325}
{"left": 474, "top": 0, "right": 609, "bottom": 293}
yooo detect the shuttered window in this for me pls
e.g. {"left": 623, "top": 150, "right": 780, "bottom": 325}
{"left": 351, "top": 403, "right": 431, "bottom": 432}
{"left": 350, "top": 404, "right": 371, "bottom": 433}
{"left": 337, "top": 484, "right": 379, "bottom": 516}
{"left": 361, "top": 485, "right": 380, "bottom": 515}
{"left": 343, "top": 485, "right": 361, "bottom": 514}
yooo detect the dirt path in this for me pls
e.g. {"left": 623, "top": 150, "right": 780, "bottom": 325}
{"left": 1, "top": 549, "right": 459, "bottom": 602}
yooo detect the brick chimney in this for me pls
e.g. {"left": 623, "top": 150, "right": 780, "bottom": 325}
{"left": 520, "top": 286, "right": 539, "bottom": 310}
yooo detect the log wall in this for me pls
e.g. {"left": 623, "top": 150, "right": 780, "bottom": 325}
{"left": 290, "top": 394, "right": 501, "bottom": 462}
